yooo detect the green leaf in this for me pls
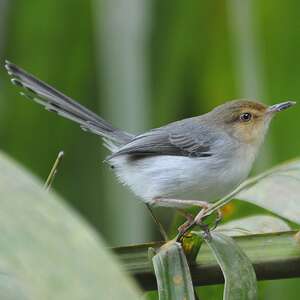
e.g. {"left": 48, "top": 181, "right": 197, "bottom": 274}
{"left": 218, "top": 215, "right": 290, "bottom": 236}
{"left": 116, "top": 231, "right": 300, "bottom": 290}
{"left": 0, "top": 152, "right": 141, "bottom": 300}
{"left": 236, "top": 159, "right": 300, "bottom": 224}
{"left": 0, "top": 273, "right": 29, "bottom": 300}
{"left": 204, "top": 232, "right": 258, "bottom": 300}
{"left": 152, "top": 241, "right": 195, "bottom": 300}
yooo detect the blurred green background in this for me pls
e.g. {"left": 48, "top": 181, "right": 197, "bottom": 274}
{"left": 0, "top": 0, "right": 299, "bottom": 298}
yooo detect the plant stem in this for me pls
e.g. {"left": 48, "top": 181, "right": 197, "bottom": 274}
{"left": 44, "top": 151, "right": 64, "bottom": 191}
{"left": 145, "top": 204, "right": 169, "bottom": 241}
{"left": 203, "top": 161, "right": 299, "bottom": 217}
{"left": 115, "top": 231, "right": 300, "bottom": 290}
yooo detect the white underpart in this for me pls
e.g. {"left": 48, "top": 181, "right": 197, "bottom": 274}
{"left": 109, "top": 140, "right": 260, "bottom": 207}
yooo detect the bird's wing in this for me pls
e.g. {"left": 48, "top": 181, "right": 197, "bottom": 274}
{"left": 107, "top": 118, "right": 214, "bottom": 159}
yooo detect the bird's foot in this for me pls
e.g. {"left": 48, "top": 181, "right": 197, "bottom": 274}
{"left": 176, "top": 202, "right": 210, "bottom": 236}
{"left": 176, "top": 205, "right": 223, "bottom": 241}
{"left": 194, "top": 205, "right": 222, "bottom": 227}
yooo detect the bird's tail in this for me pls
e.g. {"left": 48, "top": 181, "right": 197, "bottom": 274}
{"left": 4, "top": 61, "right": 133, "bottom": 151}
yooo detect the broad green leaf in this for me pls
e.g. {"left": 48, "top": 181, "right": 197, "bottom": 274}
{"left": 236, "top": 159, "right": 300, "bottom": 224}
{"left": 218, "top": 215, "right": 290, "bottom": 236}
{"left": 0, "top": 152, "right": 141, "bottom": 300}
{"left": 204, "top": 232, "right": 258, "bottom": 300}
{"left": 152, "top": 241, "right": 195, "bottom": 300}
{"left": 0, "top": 273, "right": 29, "bottom": 300}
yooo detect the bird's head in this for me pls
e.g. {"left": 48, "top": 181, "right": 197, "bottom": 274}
{"left": 208, "top": 99, "right": 296, "bottom": 145}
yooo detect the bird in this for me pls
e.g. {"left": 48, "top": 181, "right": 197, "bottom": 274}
{"left": 4, "top": 60, "right": 296, "bottom": 233}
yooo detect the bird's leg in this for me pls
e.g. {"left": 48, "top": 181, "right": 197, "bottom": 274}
{"left": 176, "top": 205, "right": 223, "bottom": 241}
{"left": 176, "top": 209, "right": 207, "bottom": 241}
{"left": 177, "top": 209, "right": 194, "bottom": 222}
{"left": 153, "top": 197, "right": 211, "bottom": 237}
{"left": 179, "top": 207, "right": 209, "bottom": 236}
{"left": 194, "top": 206, "right": 223, "bottom": 227}
{"left": 153, "top": 197, "right": 210, "bottom": 209}
{"left": 176, "top": 209, "right": 195, "bottom": 233}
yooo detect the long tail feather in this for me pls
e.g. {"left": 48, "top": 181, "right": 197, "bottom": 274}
{"left": 5, "top": 61, "right": 133, "bottom": 148}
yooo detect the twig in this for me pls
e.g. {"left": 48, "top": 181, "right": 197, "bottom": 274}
{"left": 145, "top": 204, "right": 169, "bottom": 241}
{"left": 44, "top": 151, "right": 64, "bottom": 191}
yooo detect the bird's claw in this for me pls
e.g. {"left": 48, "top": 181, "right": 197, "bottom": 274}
{"left": 177, "top": 206, "right": 223, "bottom": 241}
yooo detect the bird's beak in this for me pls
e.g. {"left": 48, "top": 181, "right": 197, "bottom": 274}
{"left": 267, "top": 101, "right": 296, "bottom": 114}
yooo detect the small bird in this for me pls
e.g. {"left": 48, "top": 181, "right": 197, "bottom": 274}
{"left": 4, "top": 61, "right": 296, "bottom": 223}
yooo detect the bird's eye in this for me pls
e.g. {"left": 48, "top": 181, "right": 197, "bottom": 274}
{"left": 240, "top": 112, "right": 252, "bottom": 122}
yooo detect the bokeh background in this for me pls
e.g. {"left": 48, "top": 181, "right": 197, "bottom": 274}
{"left": 0, "top": 0, "right": 299, "bottom": 298}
